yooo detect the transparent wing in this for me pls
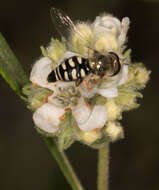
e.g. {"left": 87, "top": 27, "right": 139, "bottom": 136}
{"left": 50, "top": 7, "right": 94, "bottom": 50}
{"left": 50, "top": 7, "right": 76, "bottom": 39}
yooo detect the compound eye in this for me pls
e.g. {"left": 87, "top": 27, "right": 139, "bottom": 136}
{"left": 108, "top": 52, "right": 121, "bottom": 76}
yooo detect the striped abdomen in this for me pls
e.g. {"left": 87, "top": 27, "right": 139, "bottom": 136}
{"left": 47, "top": 56, "right": 91, "bottom": 82}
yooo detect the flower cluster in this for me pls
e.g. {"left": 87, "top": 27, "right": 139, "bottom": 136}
{"left": 23, "top": 14, "right": 150, "bottom": 150}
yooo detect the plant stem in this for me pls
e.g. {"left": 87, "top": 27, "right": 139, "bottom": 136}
{"left": 97, "top": 143, "right": 109, "bottom": 190}
{"left": 45, "top": 137, "right": 84, "bottom": 190}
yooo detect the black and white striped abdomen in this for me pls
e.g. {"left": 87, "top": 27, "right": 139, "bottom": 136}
{"left": 47, "top": 56, "right": 90, "bottom": 82}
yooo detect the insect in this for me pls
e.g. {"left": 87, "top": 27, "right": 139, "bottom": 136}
{"left": 47, "top": 7, "right": 121, "bottom": 86}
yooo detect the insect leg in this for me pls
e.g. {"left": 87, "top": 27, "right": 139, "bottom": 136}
{"left": 75, "top": 78, "right": 83, "bottom": 86}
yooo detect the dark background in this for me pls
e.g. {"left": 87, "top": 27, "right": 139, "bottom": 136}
{"left": 0, "top": 0, "right": 158, "bottom": 190}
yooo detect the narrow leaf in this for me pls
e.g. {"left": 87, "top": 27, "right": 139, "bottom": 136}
{"left": 0, "top": 33, "right": 29, "bottom": 96}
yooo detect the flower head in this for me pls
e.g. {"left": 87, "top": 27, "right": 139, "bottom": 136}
{"left": 23, "top": 10, "right": 150, "bottom": 150}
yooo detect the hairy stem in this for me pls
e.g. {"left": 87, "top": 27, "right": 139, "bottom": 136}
{"left": 45, "top": 137, "right": 84, "bottom": 190}
{"left": 97, "top": 143, "right": 109, "bottom": 190}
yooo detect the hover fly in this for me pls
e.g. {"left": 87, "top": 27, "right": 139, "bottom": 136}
{"left": 47, "top": 7, "right": 121, "bottom": 86}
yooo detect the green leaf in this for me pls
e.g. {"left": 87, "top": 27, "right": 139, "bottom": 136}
{"left": 0, "top": 33, "right": 29, "bottom": 96}
{"left": 88, "top": 94, "right": 107, "bottom": 106}
{"left": 22, "top": 83, "right": 52, "bottom": 112}
{"left": 116, "top": 89, "right": 143, "bottom": 111}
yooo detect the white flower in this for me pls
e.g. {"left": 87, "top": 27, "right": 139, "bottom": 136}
{"left": 79, "top": 64, "right": 128, "bottom": 98}
{"left": 76, "top": 105, "right": 107, "bottom": 131}
{"left": 30, "top": 14, "right": 129, "bottom": 136}
{"left": 72, "top": 97, "right": 107, "bottom": 131}
{"left": 33, "top": 103, "right": 65, "bottom": 133}
{"left": 25, "top": 9, "right": 151, "bottom": 149}
{"left": 30, "top": 54, "right": 127, "bottom": 133}
{"left": 30, "top": 54, "right": 109, "bottom": 133}
{"left": 92, "top": 14, "right": 130, "bottom": 48}
{"left": 30, "top": 57, "right": 52, "bottom": 89}
{"left": 93, "top": 14, "right": 122, "bottom": 37}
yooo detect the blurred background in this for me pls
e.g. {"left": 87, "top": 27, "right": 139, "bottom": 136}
{"left": 0, "top": 0, "right": 158, "bottom": 190}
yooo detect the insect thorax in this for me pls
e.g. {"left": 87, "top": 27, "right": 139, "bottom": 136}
{"left": 88, "top": 53, "right": 121, "bottom": 77}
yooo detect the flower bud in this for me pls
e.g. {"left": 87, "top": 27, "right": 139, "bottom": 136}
{"left": 115, "top": 89, "right": 143, "bottom": 111}
{"left": 71, "top": 23, "right": 93, "bottom": 55}
{"left": 104, "top": 121, "right": 124, "bottom": 142}
{"left": 106, "top": 99, "right": 122, "bottom": 121}
{"left": 79, "top": 131, "right": 102, "bottom": 145}
{"left": 47, "top": 38, "right": 66, "bottom": 63}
